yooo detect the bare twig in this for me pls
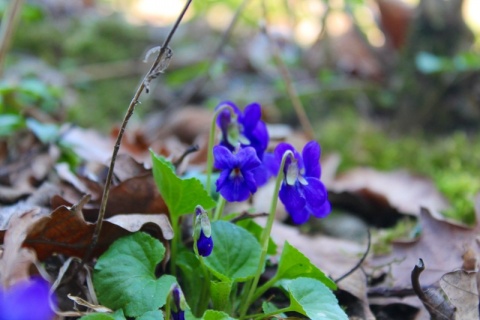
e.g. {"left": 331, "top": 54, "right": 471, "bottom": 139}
{"left": 230, "top": 212, "right": 269, "bottom": 223}
{"left": 171, "top": 0, "right": 251, "bottom": 108}
{"left": 411, "top": 258, "right": 455, "bottom": 320}
{"left": 335, "top": 229, "right": 371, "bottom": 283}
{"left": 260, "top": 2, "right": 315, "bottom": 140}
{"left": 0, "top": 0, "right": 24, "bottom": 75}
{"left": 79, "top": 0, "right": 193, "bottom": 268}
{"left": 173, "top": 144, "right": 199, "bottom": 167}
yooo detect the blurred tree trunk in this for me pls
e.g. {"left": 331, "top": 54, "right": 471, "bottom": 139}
{"left": 392, "top": 0, "right": 477, "bottom": 133}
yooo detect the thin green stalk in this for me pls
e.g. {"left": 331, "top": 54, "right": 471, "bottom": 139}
{"left": 165, "top": 290, "right": 172, "bottom": 320}
{"left": 170, "top": 217, "right": 179, "bottom": 277}
{"left": 205, "top": 105, "right": 235, "bottom": 199}
{"left": 248, "top": 307, "right": 292, "bottom": 320}
{"left": 250, "top": 275, "right": 277, "bottom": 302}
{"left": 196, "top": 256, "right": 211, "bottom": 315}
{"left": 239, "top": 151, "right": 293, "bottom": 318}
{"left": 213, "top": 196, "right": 227, "bottom": 221}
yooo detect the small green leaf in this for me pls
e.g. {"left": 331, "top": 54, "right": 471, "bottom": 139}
{"left": 177, "top": 250, "right": 205, "bottom": 316}
{"left": 26, "top": 118, "right": 59, "bottom": 143}
{"left": 136, "top": 310, "right": 164, "bottom": 320}
{"left": 0, "top": 114, "right": 25, "bottom": 137}
{"left": 236, "top": 219, "right": 277, "bottom": 255}
{"left": 280, "top": 278, "right": 347, "bottom": 320}
{"left": 262, "top": 301, "right": 281, "bottom": 315}
{"left": 210, "top": 280, "right": 232, "bottom": 311}
{"left": 276, "top": 241, "right": 336, "bottom": 290}
{"left": 151, "top": 151, "right": 216, "bottom": 218}
{"left": 202, "top": 310, "right": 237, "bottom": 320}
{"left": 93, "top": 232, "right": 176, "bottom": 317}
{"left": 204, "top": 221, "right": 261, "bottom": 282}
{"left": 79, "top": 310, "right": 126, "bottom": 320}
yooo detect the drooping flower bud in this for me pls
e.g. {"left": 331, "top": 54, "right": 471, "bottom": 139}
{"left": 193, "top": 206, "right": 213, "bottom": 257}
{"left": 170, "top": 284, "right": 187, "bottom": 320}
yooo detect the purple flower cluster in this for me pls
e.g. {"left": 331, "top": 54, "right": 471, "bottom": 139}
{"left": 0, "top": 277, "right": 54, "bottom": 320}
{"left": 275, "top": 141, "right": 331, "bottom": 224}
{"left": 213, "top": 102, "right": 273, "bottom": 202}
{"left": 212, "top": 101, "right": 330, "bottom": 224}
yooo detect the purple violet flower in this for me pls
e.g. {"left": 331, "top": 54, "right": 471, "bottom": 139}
{"left": 274, "top": 141, "right": 331, "bottom": 224}
{"left": 194, "top": 206, "right": 213, "bottom": 257}
{"left": 170, "top": 284, "right": 187, "bottom": 320}
{"left": 215, "top": 101, "right": 269, "bottom": 160}
{"left": 214, "top": 145, "right": 261, "bottom": 202}
{"left": 0, "top": 277, "right": 55, "bottom": 320}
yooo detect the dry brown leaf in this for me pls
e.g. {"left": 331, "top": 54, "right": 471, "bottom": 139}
{"left": 440, "top": 270, "right": 479, "bottom": 320}
{"left": 329, "top": 168, "right": 450, "bottom": 227}
{"left": 0, "top": 209, "right": 48, "bottom": 287}
{"left": 370, "top": 197, "right": 480, "bottom": 288}
{"left": 331, "top": 168, "right": 450, "bottom": 216}
{"left": 1, "top": 195, "right": 173, "bottom": 261}
{"left": 269, "top": 221, "right": 375, "bottom": 318}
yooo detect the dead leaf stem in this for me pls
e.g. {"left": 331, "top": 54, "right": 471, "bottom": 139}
{"left": 0, "top": 0, "right": 24, "bottom": 76}
{"left": 79, "top": 0, "right": 193, "bottom": 269}
{"left": 172, "top": 0, "right": 251, "bottom": 108}
{"left": 260, "top": 1, "right": 315, "bottom": 140}
{"left": 335, "top": 228, "right": 371, "bottom": 283}
{"left": 411, "top": 258, "right": 456, "bottom": 320}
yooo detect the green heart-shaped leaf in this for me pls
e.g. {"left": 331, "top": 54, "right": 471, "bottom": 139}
{"left": 204, "top": 221, "right": 261, "bottom": 282}
{"left": 280, "top": 277, "right": 347, "bottom": 320}
{"left": 93, "top": 232, "right": 176, "bottom": 317}
{"left": 276, "top": 241, "right": 336, "bottom": 290}
{"left": 202, "top": 310, "right": 236, "bottom": 320}
{"left": 151, "top": 151, "right": 216, "bottom": 218}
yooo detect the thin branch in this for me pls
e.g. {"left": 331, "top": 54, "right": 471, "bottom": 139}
{"left": 411, "top": 259, "right": 455, "bottom": 320}
{"left": 173, "top": 144, "right": 199, "bottom": 167}
{"left": 79, "top": 0, "right": 193, "bottom": 268}
{"left": 231, "top": 212, "right": 269, "bottom": 223}
{"left": 0, "top": 0, "right": 24, "bottom": 76}
{"left": 260, "top": 3, "right": 315, "bottom": 140}
{"left": 171, "top": 0, "right": 251, "bottom": 108}
{"left": 335, "top": 229, "right": 371, "bottom": 283}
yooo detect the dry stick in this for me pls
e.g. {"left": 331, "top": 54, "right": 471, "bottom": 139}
{"left": 79, "top": 0, "right": 193, "bottom": 268}
{"left": 334, "top": 229, "right": 371, "bottom": 283}
{"left": 0, "top": 0, "right": 24, "bottom": 76}
{"left": 411, "top": 259, "right": 455, "bottom": 320}
{"left": 170, "top": 0, "right": 251, "bottom": 108}
{"left": 259, "top": 4, "right": 315, "bottom": 141}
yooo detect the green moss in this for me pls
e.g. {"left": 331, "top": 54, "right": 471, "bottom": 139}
{"left": 372, "top": 218, "right": 418, "bottom": 255}
{"left": 316, "top": 110, "right": 480, "bottom": 224}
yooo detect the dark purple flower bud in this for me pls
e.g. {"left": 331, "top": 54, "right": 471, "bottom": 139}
{"left": 274, "top": 141, "right": 331, "bottom": 224}
{"left": 0, "top": 277, "right": 55, "bottom": 320}
{"left": 194, "top": 206, "right": 213, "bottom": 257}
{"left": 214, "top": 146, "right": 262, "bottom": 202}
{"left": 170, "top": 285, "right": 187, "bottom": 320}
{"left": 215, "top": 101, "right": 269, "bottom": 160}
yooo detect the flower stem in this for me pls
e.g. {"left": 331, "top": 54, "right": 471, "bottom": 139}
{"left": 170, "top": 217, "right": 179, "bottom": 277}
{"left": 205, "top": 104, "right": 235, "bottom": 218}
{"left": 196, "top": 256, "right": 211, "bottom": 315}
{"left": 213, "top": 195, "right": 227, "bottom": 221}
{"left": 250, "top": 275, "right": 278, "bottom": 302}
{"left": 239, "top": 150, "right": 293, "bottom": 317}
{"left": 165, "top": 289, "right": 172, "bottom": 319}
